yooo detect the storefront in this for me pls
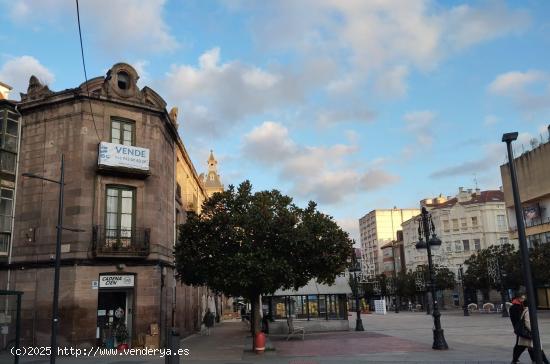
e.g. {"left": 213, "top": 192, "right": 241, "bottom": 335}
{"left": 96, "top": 273, "right": 135, "bottom": 348}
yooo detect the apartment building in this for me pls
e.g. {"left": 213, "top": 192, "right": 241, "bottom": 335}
{"left": 359, "top": 208, "right": 419, "bottom": 277}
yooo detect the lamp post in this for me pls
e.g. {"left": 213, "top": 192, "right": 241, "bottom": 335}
{"left": 349, "top": 251, "right": 364, "bottom": 331}
{"left": 22, "top": 155, "right": 83, "bottom": 364}
{"left": 415, "top": 207, "right": 448, "bottom": 350}
{"left": 502, "top": 132, "right": 542, "bottom": 363}
{"left": 458, "top": 265, "right": 469, "bottom": 316}
{"left": 391, "top": 242, "right": 400, "bottom": 313}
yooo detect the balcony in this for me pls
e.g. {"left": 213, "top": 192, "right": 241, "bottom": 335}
{"left": 509, "top": 217, "right": 550, "bottom": 239}
{"left": 92, "top": 225, "right": 150, "bottom": 258}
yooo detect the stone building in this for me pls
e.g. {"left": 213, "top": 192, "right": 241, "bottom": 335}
{"left": 1, "top": 63, "right": 217, "bottom": 347}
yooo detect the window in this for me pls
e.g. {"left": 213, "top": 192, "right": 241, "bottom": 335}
{"left": 454, "top": 240, "right": 462, "bottom": 252}
{"left": 445, "top": 241, "right": 452, "bottom": 252}
{"left": 117, "top": 71, "right": 130, "bottom": 90}
{"left": 0, "top": 188, "right": 14, "bottom": 232}
{"left": 471, "top": 216, "right": 478, "bottom": 227}
{"left": 497, "top": 215, "right": 506, "bottom": 230}
{"left": 0, "top": 110, "right": 18, "bottom": 174}
{"left": 0, "top": 233, "right": 9, "bottom": 255}
{"left": 443, "top": 220, "right": 450, "bottom": 232}
{"left": 460, "top": 218, "right": 467, "bottom": 229}
{"left": 111, "top": 119, "right": 134, "bottom": 146}
{"left": 105, "top": 186, "right": 135, "bottom": 248}
{"left": 474, "top": 239, "right": 481, "bottom": 251}
{"left": 452, "top": 219, "right": 459, "bottom": 231}
{"left": 463, "top": 239, "right": 470, "bottom": 252}
{"left": 499, "top": 237, "right": 509, "bottom": 245}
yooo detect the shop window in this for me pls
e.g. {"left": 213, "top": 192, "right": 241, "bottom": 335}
{"left": 105, "top": 186, "right": 135, "bottom": 248}
{"left": 111, "top": 119, "right": 135, "bottom": 146}
{"left": 0, "top": 188, "right": 14, "bottom": 232}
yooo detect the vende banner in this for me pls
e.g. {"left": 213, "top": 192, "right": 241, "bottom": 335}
{"left": 98, "top": 141, "right": 149, "bottom": 171}
{"left": 99, "top": 274, "right": 135, "bottom": 288}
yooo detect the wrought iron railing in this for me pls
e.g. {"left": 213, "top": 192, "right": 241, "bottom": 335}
{"left": 92, "top": 225, "right": 150, "bottom": 257}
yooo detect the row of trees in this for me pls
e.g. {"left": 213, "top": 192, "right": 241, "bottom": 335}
{"left": 363, "top": 243, "right": 550, "bottom": 305}
{"left": 362, "top": 265, "right": 456, "bottom": 303}
{"left": 463, "top": 242, "right": 550, "bottom": 292}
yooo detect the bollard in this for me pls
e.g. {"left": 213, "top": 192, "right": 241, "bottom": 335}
{"left": 165, "top": 328, "right": 180, "bottom": 364}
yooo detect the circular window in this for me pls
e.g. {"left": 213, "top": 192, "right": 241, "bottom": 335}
{"left": 117, "top": 71, "right": 130, "bottom": 90}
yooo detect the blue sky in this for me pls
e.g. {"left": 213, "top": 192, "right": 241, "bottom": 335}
{"left": 1, "top": 0, "right": 549, "bottom": 242}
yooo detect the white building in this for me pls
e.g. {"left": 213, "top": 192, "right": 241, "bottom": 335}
{"left": 403, "top": 188, "right": 509, "bottom": 274}
{"left": 359, "top": 208, "right": 420, "bottom": 278}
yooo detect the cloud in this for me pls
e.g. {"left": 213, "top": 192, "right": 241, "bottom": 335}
{"left": 0, "top": 56, "right": 55, "bottom": 97}
{"left": 403, "top": 110, "right": 437, "bottom": 147}
{"left": 442, "top": 2, "right": 530, "bottom": 51}
{"left": 162, "top": 48, "right": 337, "bottom": 137}
{"left": 241, "top": 121, "right": 400, "bottom": 204}
{"left": 239, "top": 0, "right": 530, "bottom": 96}
{"left": 6, "top": 0, "right": 177, "bottom": 54}
{"left": 488, "top": 70, "right": 550, "bottom": 113}
{"left": 484, "top": 115, "right": 499, "bottom": 126}
{"left": 335, "top": 217, "right": 360, "bottom": 244}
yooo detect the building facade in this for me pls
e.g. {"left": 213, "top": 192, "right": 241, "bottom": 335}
{"left": 1, "top": 64, "right": 217, "bottom": 348}
{"left": 500, "top": 127, "right": 550, "bottom": 308}
{"left": 380, "top": 230, "right": 405, "bottom": 277}
{"left": 403, "top": 188, "right": 509, "bottom": 274}
{"left": 359, "top": 208, "right": 419, "bottom": 278}
{"left": 0, "top": 82, "right": 20, "bottom": 261}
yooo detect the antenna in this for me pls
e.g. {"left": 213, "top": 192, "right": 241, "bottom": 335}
{"left": 473, "top": 173, "right": 478, "bottom": 189}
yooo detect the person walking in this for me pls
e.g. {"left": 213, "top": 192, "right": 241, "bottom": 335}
{"left": 510, "top": 295, "right": 549, "bottom": 364}
{"left": 202, "top": 308, "right": 215, "bottom": 336}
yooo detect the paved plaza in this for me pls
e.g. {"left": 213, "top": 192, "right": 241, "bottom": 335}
{"left": 3, "top": 309, "right": 550, "bottom": 364}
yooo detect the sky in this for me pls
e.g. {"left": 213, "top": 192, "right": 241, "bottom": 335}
{"left": 1, "top": 0, "right": 549, "bottom": 243}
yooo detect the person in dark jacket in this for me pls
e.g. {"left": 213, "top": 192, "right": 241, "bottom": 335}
{"left": 510, "top": 295, "right": 549, "bottom": 364}
{"left": 202, "top": 308, "right": 215, "bottom": 336}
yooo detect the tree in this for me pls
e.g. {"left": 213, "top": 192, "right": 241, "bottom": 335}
{"left": 464, "top": 243, "right": 522, "bottom": 293}
{"left": 174, "top": 181, "right": 352, "bottom": 346}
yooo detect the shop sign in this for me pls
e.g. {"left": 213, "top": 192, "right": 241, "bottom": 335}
{"left": 99, "top": 274, "right": 134, "bottom": 288}
{"left": 98, "top": 141, "right": 149, "bottom": 171}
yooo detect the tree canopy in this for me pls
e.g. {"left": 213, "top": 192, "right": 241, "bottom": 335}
{"left": 174, "top": 180, "right": 353, "bottom": 328}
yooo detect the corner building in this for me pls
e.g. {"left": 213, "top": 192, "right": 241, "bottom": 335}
{"left": 3, "top": 64, "right": 214, "bottom": 347}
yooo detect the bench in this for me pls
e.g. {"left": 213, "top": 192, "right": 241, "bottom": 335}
{"left": 286, "top": 317, "right": 305, "bottom": 341}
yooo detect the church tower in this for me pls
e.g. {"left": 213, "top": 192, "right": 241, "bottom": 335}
{"left": 201, "top": 150, "right": 224, "bottom": 197}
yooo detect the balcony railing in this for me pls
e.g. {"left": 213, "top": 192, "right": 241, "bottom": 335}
{"left": 509, "top": 216, "right": 550, "bottom": 232}
{"left": 92, "top": 225, "right": 150, "bottom": 258}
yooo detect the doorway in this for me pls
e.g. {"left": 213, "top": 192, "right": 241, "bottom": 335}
{"left": 96, "top": 290, "right": 134, "bottom": 348}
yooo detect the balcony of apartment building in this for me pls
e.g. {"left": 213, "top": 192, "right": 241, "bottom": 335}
{"left": 92, "top": 225, "right": 150, "bottom": 258}
{"left": 184, "top": 193, "right": 199, "bottom": 213}
{"left": 509, "top": 216, "right": 550, "bottom": 241}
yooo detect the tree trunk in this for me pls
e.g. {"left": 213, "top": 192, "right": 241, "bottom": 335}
{"left": 249, "top": 294, "right": 261, "bottom": 351}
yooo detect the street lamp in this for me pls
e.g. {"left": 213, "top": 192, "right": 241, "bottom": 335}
{"left": 22, "top": 155, "right": 83, "bottom": 364}
{"left": 502, "top": 132, "right": 543, "bottom": 363}
{"left": 458, "top": 265, "right": 469, "bottom": 316}
{"left": 349, "top": 251, "right": 364, "bottom": 331}
{"left": 415, "top": 207, "right": 448, "bottom": 350}
{"left": 390, "top": 241, "right": 400, "bottom": 313}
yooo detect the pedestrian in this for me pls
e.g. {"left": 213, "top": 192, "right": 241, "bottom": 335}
{"left": 510, "top": 294, "right": 550, "bottom": 364}
{"left": 202, "top": 308, "right": 215, "bottom": 336}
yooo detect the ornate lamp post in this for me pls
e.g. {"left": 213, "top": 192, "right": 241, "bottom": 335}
{"left": 415, "top": 207, "right": 449, "bottom": 350}
{"left": 349, "top": 252, "right": 364, "bottom": 331}
{"left": 458, "top": 265, "right": 469, "bottom": 316}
